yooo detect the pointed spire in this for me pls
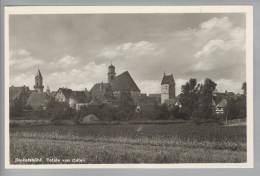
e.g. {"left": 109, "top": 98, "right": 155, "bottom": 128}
{"left": 36, "top": 67, "right": 42, "bottom": 78}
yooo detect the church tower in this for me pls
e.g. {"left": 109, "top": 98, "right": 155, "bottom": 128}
{"left": 108, "top": 64, "right": 116, "bottom": 83}
{"left": 34, "top": 68, "right": 44, "bottom": 93}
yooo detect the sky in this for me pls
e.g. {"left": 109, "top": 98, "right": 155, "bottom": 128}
{"left": 9, "top": 13, "right": 246, "bottom": 95}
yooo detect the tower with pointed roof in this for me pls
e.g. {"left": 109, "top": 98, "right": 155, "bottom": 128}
{"left": 34, "top": 68, "right": 44, "bottom": 93}
{"left": 161, "top": 73, "right": 175, "bottom": 104}
{"left": 108, "top": 63, "right": 116, "bottom": 83}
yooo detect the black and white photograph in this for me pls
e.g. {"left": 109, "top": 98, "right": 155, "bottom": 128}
{"left": 4, "top": 6, "right": 253, "bottom": 168}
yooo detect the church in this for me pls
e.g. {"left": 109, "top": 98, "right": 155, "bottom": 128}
{"left": 26, "top": 68, "right": 51, "bottom": 110}
{"left": 90, "top": 64, "right": 141, "bottom": 104}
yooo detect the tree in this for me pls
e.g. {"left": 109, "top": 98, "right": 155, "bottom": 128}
{"left": 242, "top": 82, "right": 247, "bottom": 96}
{"left": 158, "top": 103, "right": 169, "bottom": 120}
{"left": 47, "top": 98, "right": 71, "bottom": 120}
{"left": 195, "top": 78, "right": 217, "bottom": 119}
{"left": 179, "top": 78, "right": 200, "bottom": 118}
{"left": 117, "top": 91, "right": 135, "bottom": 120}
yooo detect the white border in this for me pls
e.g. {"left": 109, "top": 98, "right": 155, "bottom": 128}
{"left": 4, "top": 6, "right": 254, "bottom": 169}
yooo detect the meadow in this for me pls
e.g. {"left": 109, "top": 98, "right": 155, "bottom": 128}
{"left": 10, "top": 122, "right": 247, "bottom": 164}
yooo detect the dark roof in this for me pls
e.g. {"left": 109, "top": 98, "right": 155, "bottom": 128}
{"left": 161, "top": 74, "right": 175, "bottom": 85}
{"left": 109, "top": 64, "right": 115, "bottom": 69}
{"left": 35, "top": 69, "right": 42, "bottom": 79}
{"left": 111, "top": 71, "right": 140, "bottom": 92}
{"left": 70, "top": 91, "right": 90, "bottom": 103}
{"left": 90, "top": 83, "right": 113, "bottom": 102}
{"left": 148, "top": 93, "right": 160, "bottom": 98}
{"left": 9, "top": 86, "right": 30, "bottom": 101}
{"left": 90, "top": 83, "right": 111, "bottom": 93}
{"left": 57, "top": 88, "right": 73, "bottom": 99}
{"left": 26, "top": 92, "right": 50, "bottom": 109}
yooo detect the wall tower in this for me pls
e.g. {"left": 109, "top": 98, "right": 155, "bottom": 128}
{"left": 161, "top": 73, "right": 175, "bottom": 104}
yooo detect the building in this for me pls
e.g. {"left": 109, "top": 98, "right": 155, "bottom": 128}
{"left": 108, "top": 63, "right": 116, "bottom": 83}
{"left": 69, "top": 91, "right": 91, "bottom": 109}
{"left": 55, "top": 88, "right": 91, "bottom": 109}
{"left": 34, "top": 68, "right": 44, "bottom": 93}
{"left": 55, "top": 88, "right": 73, "bottom": 103}
{"left": 90, "top": 82, "right": 114, "bottom": 104}
{"left": 148, "top": 94, "right": 161, "bottom": 104}
{"left": 90, "top": 64, "right": 141, "bottom": 104}
{"left": 26, "top": 92, "right": 51, "bottom": 110}
{"left": 110, "top": 70, "right": 140, "bottom": 103}
{"left": 26, "top": 68, "right": 50, "bottom": 110}
{"left": 161, "top": 73, "right": 175, "bottom": 104}
{"left": 215, "top": 98, "right": 228, "bottom": 114}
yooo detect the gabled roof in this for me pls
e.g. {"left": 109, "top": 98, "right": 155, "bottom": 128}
{"left": 111, "top": 71, "right": 140, "bottom": 92}
{"left": 90, "top": 83, "right": 111, "bottom": 93}
{"left": 36, "top": 69, "right": 42, "bottom": 79}
{"left": 90, "top": 83, "right": 113, "bottom": 102}
{"left": 161, "top": 74, "right": 175, "bottom": 85}
{"left": 70, "top": 91, "right": 90, "bottom": 103}
{"left": 26, "top": 92, "right": 50, "bottom": 109}
{"left": 57, "top": 88, "right": 72, "bottom": 99}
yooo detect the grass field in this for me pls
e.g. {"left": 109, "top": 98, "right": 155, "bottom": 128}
{"left": 10, "top": 123, "right": 247, "bottom": 164}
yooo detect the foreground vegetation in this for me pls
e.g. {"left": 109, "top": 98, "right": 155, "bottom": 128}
{"left": 10, "top": 123, "right": 246, "bottom": 164}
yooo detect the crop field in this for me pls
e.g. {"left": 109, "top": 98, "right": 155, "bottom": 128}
{"left": 10, "top": 123, "right": 247, "bottom": 164}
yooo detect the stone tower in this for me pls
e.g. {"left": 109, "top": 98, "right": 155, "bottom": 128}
{"left": 161, "top": 73, "right": 175, "bottom": 104}
{"left": 34, "top": 68, "right": 44, "bottom": 93}
{"left": 108, "top": 64, "right": 116, "bottom": 83}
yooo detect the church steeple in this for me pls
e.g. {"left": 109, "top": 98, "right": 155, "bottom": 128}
{"left": 34, "top": 67, "right": 44, "bottom": 93}
{"left": 108, "top": 63, "right": 116, "bottom": 83}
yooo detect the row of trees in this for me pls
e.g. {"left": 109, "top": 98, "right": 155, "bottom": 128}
{"left": 179, "top": 78, "right": 217, "bottom": 119}
{"left": 179, "top": 78, "right": 246, "bottom": 120}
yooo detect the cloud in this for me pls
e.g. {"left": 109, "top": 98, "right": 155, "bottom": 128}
{"left": 195, "top": 39, "right": 225, "bottom": 58}
{"left": 10, "top": 49, "right": 43, "bottom": 70}
{"left": 199, "top": 17, "right": 232, "bottom": 31}
{"left": 215, "top": 79, "right": 243, "bottom": 93}
{"left": 181, "top": 16, "right": 245, "bottom": 76}
{"left": 137, "top": 80, "right": 161, "bottom": 94}
{"left": 57, "top": 55, "right": 79, "bottom": 66}
{"left": 97, "top": 40, "right": 162, "bottom": 60}
{"left": 45, "top": 62, "right": 107, "bottom": 91}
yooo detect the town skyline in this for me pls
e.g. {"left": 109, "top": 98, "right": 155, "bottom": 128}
{"left": 9, "top": 13, "right": 246, "bottom": 94}
{"left": 9, "top": 65, "right": 245, "bottom": 96}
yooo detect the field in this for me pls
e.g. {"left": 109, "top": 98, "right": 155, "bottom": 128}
{"left": 10, "top": 122, "right": 247, "bottom": 164}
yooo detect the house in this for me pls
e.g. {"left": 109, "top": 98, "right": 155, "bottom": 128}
{"left": 161, "top": 73, "right": 176, "bottom": 104}
{"left": 69, "top": 91, "right": 91, "bottom": 109}
{"left": 215, "top": 98, "right": 228, "bottom": 114}
{"left": 55, "top": 88, "right": 73, "bottom": 103}
{"left": 55, "top": 88, "right": 91, "bottom": 109}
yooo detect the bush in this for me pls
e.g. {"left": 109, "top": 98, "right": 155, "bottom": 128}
{"left": 158, "top": 104, "right": 170, "bottom": 120}
{"left": 46, "top": 101, "right": 71, "bottom": 121}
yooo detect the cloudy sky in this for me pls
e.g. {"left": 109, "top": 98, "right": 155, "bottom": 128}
{"left": 9, "top": 13, "right": 246, "bottom": 94}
